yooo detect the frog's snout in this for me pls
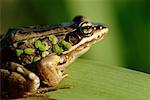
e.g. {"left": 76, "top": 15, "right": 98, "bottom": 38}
{"left": 96, "top": 25, "right": 107, "bottom": 30}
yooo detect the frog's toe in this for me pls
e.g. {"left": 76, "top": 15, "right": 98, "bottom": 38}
{"left": 28, "top": 72, "right": 40, "bottom": 91}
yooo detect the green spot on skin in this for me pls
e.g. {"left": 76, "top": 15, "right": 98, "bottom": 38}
{"left": 38, "top": 44, "right": 47, "bottom": 51}
{"left": 49, "top": 35, "right": 58, "bottom": 44}
{"left": 42, "top": 51, "right": 49, "bottom": 58}
{"left": 33, "top": 56, "right": 41, "bottom": 62}
{"left": 35, "top": 40, "right": 47, "bottom": 51}
{"left": 64, "top": 42, "right": 72, "bottom": 49}
{"left": 35, "top": 40, "right": 42, "bottom": 48}
{"left": 16, "top": 49, "right": 23, "bottom": 57}
{"left": 24, "top": 48, "right": 35, "bottom": 55}
{"left": 53, "top": 44, "right": 63, "bottom": 54}
{"left": 60, "top": 40, "right": 72, "bottom": 50}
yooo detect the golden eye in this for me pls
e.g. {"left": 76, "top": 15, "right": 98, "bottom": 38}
{"left": 81, "top": 26, "right": 92, "bottom": 34}
{"left": 79, "top": 22, "right": 93, "bottom": 37}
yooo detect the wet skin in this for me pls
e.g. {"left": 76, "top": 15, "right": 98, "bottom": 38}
{"left": 0, "top": 16, "right": 108, "bottom": 98}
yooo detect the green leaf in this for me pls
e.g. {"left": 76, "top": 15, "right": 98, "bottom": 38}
{"left": 20, "top": 59, "right": 150, "bottom": 100}
{"left": 48, "top": 59, "right": 150, "bottom": 100}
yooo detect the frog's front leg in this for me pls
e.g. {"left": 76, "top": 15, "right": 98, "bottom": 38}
{"left": 37, "top": 55, "right": 68, "bottom": 89}
{"left": 0, "top": 62, "right": 40, "bottom": 98}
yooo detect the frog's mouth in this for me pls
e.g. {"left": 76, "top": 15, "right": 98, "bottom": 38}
{"left": 59, "top": 28, "right": 108, "bottom": 68}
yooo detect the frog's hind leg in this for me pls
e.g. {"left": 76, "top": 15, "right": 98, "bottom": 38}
{"left": 0, "top": 69, "right": 28, "bottom": 98}
{"left": 0, "top": 62, "right": 40, "bottom": 98}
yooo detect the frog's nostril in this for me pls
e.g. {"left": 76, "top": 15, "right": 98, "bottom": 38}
{"left": 97, "top": 25, "right": 106, "bottom": 30}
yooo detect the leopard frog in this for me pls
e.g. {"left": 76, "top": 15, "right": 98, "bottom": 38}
{"left": 0, "top": 16, "right": 108, "bottom": 98}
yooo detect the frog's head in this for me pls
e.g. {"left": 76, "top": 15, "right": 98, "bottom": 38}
{"left": 1, "top": 16, "right": 108, "bottom": 88}
{"left": 62, "top": 16, "right": 108, "bottom": 56}
{"left": 57, "top": 16, "right": 108, "bottom": 66}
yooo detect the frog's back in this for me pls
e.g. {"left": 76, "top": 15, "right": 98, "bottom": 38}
{"left": 1, "top": 23, "right": 75, "bottom": 66}
{"left": 5, "top": 24, "right": 74, "bottom": 43}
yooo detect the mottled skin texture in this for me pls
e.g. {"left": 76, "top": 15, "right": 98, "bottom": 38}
{"left": 0, "top": 16, "right": 108, "bottom": 98}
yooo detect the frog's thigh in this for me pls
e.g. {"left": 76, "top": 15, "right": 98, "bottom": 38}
{"left": 37, "top": 55, "right": 67, "bottom": 88}
{"left": 0, "top": 69, "right": 28, "bottom": 97}
{"left": 4, "top": 62, "right": 40, "bottom": 92}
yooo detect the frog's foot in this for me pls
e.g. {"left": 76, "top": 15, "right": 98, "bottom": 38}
{"left": 37, "top": 84, "right": 72, "bottom": 93}
{"left": 1, "top": 62, "right": 40, "bottom": 98}
{"left": 22, "top": 85, "right": 72, "bottom": 98}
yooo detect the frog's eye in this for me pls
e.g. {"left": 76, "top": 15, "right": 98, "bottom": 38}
{"left": 65, "top": 32, "right": 82, "bottom": 45}
{"left": 79, "top": 22, "right": 93, "bottom": 37}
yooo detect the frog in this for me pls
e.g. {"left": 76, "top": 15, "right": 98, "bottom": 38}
{"left": 0, "top": 16, "right": 108, "bottom": 98}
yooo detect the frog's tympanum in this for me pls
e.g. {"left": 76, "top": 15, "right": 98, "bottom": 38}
{"left": 0, "top": 16, "right": 108, "bottom": 98}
